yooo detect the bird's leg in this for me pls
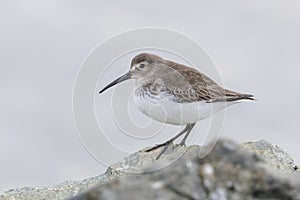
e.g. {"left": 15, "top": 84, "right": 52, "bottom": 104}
{"left": 145, "top": 124, "right": 190, "bottom": 152}
{"left": 179, "top": 123, "right": 196, "bottom": 146}
{"left": 145, "top": 124, "right": 193, "bottom": 159}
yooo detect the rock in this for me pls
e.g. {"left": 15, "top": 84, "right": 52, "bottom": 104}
{"left": 241, "top": 139, "right": 299, "bottom": 173}
{"left": 0, "top": 174, "right": 111, "bottom": 200}
{"left": 1, "top": 139, "right": 299, "bottom": 200}
{"left": 72, "top": 139, "right": 300, "bottom": 200}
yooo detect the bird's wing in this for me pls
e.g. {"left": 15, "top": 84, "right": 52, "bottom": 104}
{"left": 163, "top": 61, "right": 254, "bottom": 103}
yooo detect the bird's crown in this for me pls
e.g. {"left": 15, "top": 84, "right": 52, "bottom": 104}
{"left": 131, "top": 53, "right": 163, "bottom": 66}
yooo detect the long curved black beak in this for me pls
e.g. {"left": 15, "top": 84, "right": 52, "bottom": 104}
{"left": 99, "top": 72, "right": 131, "bottom": 94}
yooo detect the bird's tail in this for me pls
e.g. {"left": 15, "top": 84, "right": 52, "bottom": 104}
{"left": 210, "top": 90, "right": 255, "bottom": 103}
{"left": 225, "top": 94, "right": 255, "bottom": 102}
{"left": 225, "top": 89, "right": 255, "bottom": 102}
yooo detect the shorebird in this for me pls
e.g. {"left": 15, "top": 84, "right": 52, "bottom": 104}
{"left": 99, "top": 53, "right": 254, "bottom": 159}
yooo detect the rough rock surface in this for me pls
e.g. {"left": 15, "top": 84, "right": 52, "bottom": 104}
{"left": 241, "top": 139, "right": 299, "bottom": 173}
{"left": 1, "top": 139, "right": 299, "bottom": 200}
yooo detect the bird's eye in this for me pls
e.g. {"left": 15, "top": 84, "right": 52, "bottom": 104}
{"left": 139, "top": 63, "right": 145, "bottom": 68}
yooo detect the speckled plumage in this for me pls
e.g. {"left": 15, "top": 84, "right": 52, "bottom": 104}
{"left": 100, "top": 52, "right": 254, "bottom": 158}
{"left": 131, "top": 53, "right": 254, "bottom": 104}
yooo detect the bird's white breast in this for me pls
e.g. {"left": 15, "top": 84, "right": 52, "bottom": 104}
{"left": 133, "top": 87, "right": 234, "bottom": 125}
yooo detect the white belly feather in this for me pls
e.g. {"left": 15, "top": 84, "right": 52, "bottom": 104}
{"left": 133, "top": 91, "right": 236, "bottom": 125}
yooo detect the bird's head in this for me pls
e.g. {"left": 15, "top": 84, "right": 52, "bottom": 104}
{"left": 99, "top": 53, "right": 163, "bottom": 93}
{"left": 129, "top": 53, "right": 163, "bottom": 78}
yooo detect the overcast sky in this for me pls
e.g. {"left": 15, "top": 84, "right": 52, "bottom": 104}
{"left": 1, "top": 0, "right": 300, "bottom": 193}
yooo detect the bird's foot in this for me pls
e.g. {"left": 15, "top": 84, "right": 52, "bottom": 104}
{"left": 145, "top": 140, "right": 173, "bottom": 152}
{"left": 145, "top": 140, "right": 173, "bottom": 160}
{"left": 179, "top": 138, "right": 187, "bottom": 147}
{"left": 179, "top": 141, "right": 186, "bottom": 146}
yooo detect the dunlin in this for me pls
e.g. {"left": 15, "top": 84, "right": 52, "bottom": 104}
{"left": 99, "top": 53, "right": 254, "bottom": 159}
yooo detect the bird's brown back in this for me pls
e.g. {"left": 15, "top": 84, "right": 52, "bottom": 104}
{"left": 160, "top": 60, "right": 253, "bottom": 103}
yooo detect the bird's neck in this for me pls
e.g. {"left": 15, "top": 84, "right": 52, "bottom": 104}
{"left": 135, "top": 78, "right": 153, "bottom": 88}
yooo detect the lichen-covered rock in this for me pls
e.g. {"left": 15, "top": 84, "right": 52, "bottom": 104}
{"left": 73, "top": 139, "right": 300, "bottom": 200}
{"left": 1, "top": 139, "right": 299, "bottom": 200}
{"left": 0, "top": 174, "right": 110, "bottom": 200}
{"left": 241, "top": 139, "right": 299, "bottom": 173}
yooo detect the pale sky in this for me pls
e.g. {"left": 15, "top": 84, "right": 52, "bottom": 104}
{"left": 1, "top": 0, "right": 300, "bottom": 193}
